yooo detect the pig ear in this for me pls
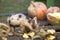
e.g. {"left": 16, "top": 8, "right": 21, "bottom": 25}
{"left": 7, "top": 17, "right": 10, "bottom": 24}
{"left": 7, "top": 17, "right": 10, "bottom": 21}
{"left": 33, "top": 17, "right": 37, "bottom": 24}
{"left": 30, "top": 17, "right": 37, "bottom": 25}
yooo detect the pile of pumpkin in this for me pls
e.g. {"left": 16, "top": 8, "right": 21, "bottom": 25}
{"left": 28, "top": 1, "right": 60, "bottom": 26}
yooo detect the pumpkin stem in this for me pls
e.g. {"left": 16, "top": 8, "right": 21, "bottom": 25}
{"left": 31, "top": 1, "right": 36, "bottom": 7}
{"left": 31, "top": 1, "right": 38, "bottom": 16}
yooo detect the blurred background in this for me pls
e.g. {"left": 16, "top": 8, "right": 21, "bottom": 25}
{"left": 0, "top": 0, "right": 60, "bottom": 13}
{"left": 0, "top": 0, "right": 60, "bottom": 23}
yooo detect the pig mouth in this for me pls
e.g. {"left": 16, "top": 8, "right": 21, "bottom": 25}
{"left": 47, "top": 15, "right": 55, "bottom": 21}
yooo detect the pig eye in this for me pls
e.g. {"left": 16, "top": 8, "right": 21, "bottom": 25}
{"left": 19, "top": 15, "right": 22, "bottom": 18}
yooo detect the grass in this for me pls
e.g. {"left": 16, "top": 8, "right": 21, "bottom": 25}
{"left": 0, "top": 0, "right": 30, "bottom": 13}
{"left": 0, "top": 0, "right": 55, "bottom": 13}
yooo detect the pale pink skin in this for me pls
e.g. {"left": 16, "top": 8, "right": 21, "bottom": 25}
{"left": 47, "top": 13, "right": 54, "bottom": 21}
{"left": 47, "top": 7, "right": 60, "bottom": 13}
{"left": 7, "top": 14, "right": 34, "bottom": 31}
{"left": 8, "top": 13, "right": 40, "bottom": 33}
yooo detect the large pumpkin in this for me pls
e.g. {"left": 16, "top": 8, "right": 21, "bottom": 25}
{"left": 28, "top": 1, "right": 47, "bottom": 20}
{"left": 47, "top": 7, "right": 60, "bottom": 13}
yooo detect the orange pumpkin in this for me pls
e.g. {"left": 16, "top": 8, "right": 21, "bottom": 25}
{"left": 47, "top": 7, "right": 60, "bottom": 13}
{"left": 28, "top": 1, "right": 47, "bottom": 20}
